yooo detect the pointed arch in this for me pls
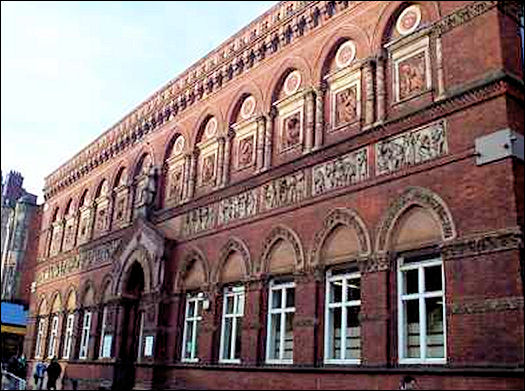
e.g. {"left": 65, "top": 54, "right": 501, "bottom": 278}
{"left": 259, "top": 225, "right": 305, "bottom": 274}
{"left": 110, "top": 163, "right": 128, "bottom": 189}
{"left": 80, "top": 279, "right": 96, "bottom": 308}
{"left": 131, "top": 151, "right": 154, "bottom": 178}
{"left": 163, "top": 128, "right": 189, "bottom": 162}
{"left": 98, "top": 274, "right": 114, "bottom": 304}
{"left": 375, "top": 186, "right": 456, "bottom": 253}
{"left": 49, "top": 290, "right": 63, "bottom": 313}
{"left": 37, "top": 295, "right": 49, "bottom": 316}
{"left": 264, "top": 55, "right": 313, "bottom": 109}
{"left": 95, "top": 178, "right": 108, "bottom": 199}
{"left": 63, "top": 198, "right": 75, "bottom": 218}
{"left": 115, "top": 245, "right": 153, "bottom": 296}
{"left": 212, "top": 237, "right": 252, "bottom": 284}
{"left": 175, "top": 247, "right": 211, "bottom": 292}
{"left": 64, "top": 286, "right": 78, "bottom": 311}
{"left": 310, "top": 208, "right": 371, "bottom": 267}
{"left": 78, "top": 188, "right": 89, "bottom": 209}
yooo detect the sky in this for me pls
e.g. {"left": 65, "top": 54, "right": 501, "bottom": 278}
{"left": 1, "top": 1, "right": 278, "bottom": 203}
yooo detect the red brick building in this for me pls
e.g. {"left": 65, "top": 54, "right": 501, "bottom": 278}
{"left": 25, "top": 1, "right": 524, "bottom": 390}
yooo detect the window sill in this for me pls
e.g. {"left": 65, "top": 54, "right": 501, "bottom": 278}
{"left": 399, "top": 358, "right": 446, "bottom": 365}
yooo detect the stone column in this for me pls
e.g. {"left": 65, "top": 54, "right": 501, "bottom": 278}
{"left": 182, "top": 154, "right": 191, "bottom": 201}
{"left": 216, "top": 136, "right": 225, "bottom": 189}
{"left": 435, "top": 34, "right": 446, "bottom": 100}
{"left": 186, "top": 150, "right": 199, "bottom": 200}
{"left": 256, "top": 116, "right": 266, "bottom": 172}
{"left": 263, "top": 108, "right": 277, "bottom": 171}
{"left": 375, "top": 50, "right": 386, "bottom": 124}
{"left": 304, "top": 90, "right": 315, "bottom": 154}
{"left": 113, "top": 304, "right": 127, "bottom": 359}
{"left": 364, "top": 59, "right": 375, "bottom": 127}
{"left": 314, "top": 82, "right": 327, "bottom": 150}
{"left": 293, "top": 273, "right": 318, "bottom": 365}
{"left": 241, "top": 279, "right": 264, "bottom": 365}
{"left": 222, "top": 130, "right": 234, "bottom": 186}
{"left": 360, "top": 255, "right": 390, "bottom": 366}
{"left": 88, "top": 203, "right": 97, "bottom": 241}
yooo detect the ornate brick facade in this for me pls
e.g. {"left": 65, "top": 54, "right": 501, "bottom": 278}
{"left": 25, "top": 1, "right": 524, "bottom": 390}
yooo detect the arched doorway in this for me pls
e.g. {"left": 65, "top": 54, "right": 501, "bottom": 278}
{"left": 113, "top": 261, "right": 145, "bottom": 391}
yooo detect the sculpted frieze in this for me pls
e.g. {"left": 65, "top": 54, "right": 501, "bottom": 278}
{"left": 376, "top": 120, "right": 447, "bottom": 176}
{"left": 218, "top": 189, "right": 258, "bottom": 226}
{"left": 36, "top": 239, "right": 121, "bottom": 286}
{"left": 262, "top": 170, "right": 306, "bottom": 211}
{"left": 312, "top": 147, "right": 368, "bottom": 196}
{"left": 182, "top": 205, "right": 217, "bottom": 236}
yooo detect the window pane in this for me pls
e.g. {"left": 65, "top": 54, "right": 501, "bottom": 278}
{"left": 234, "top": 317, "right": 242, "bottom": 359}
{"left": 328, "top": 307, "right": 342, "bottom": 360}
{"left": 404, "top": 269, "right": 419, "bottom": 294}
{"left": 269, "top": 313, "right": 281, "bottom": 359}
{"left": 346, "top": 278, "right": 361, "bottom": 301}
{"left": 235, "top": 294, "right": 244, "bottom": 315}
{"left": 225, "top": 295, "right": 234, "bottom": 314}
{"left": 222, "top": 318, "right": 233, "bottom": 360}
{"left": 187, "top": 301, "right": 195, "bottom": 317}
{"left": 184, "top": 321, "right": 194, "bottom": 359}
{"left": 404, "top": 299, "right": 420, "bottom": 358}
{"left": 329, "top": 280, "right": 343, "bottom": 303}
{"left": 424, "top": 265, "right": 442, "bottom": 292}
{"left": 426, "top": 297, "right": 444, "bottom": 358}
{"left": 283, "top": 312, "right": 294, "bottom": 360}
{"left": 345, "top": 306, "right": 360, "bottom": 360}
{"left": 271, "top": 289, "right": 282, "bottom": 309}
{"left": 285, "top": 288, "right": 295, "bottom": 308}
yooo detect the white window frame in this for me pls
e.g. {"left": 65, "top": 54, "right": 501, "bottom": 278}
{"left": 47, "top": 315, "right": 59, "bottom": 358}
{"left": 219, "top": 286, "right": 245, "bottom": 363}
{"left": 137, "top": 311, "right": 145, "bottom": 360}
{"left": 397, "top": 256, "right": 446, "bottom": 364}
{"left": 78, "top": 311, "right": 92, "bottom": 360}
{"left": 324, "top": 269, "right": 361, "bottom": 364}
{"left": 265, "top": 280, "right": 295, "bottom": 365}
{"left": 35, "top": 318, "right": 46, "bottom": 359}
{"left": 181, "top": 293, "right": 203, "bottom": 363}
{"left": 99, "top": 306, "right": 112, "bottom": 358}
{"left": 62, "top": 313, "right": 75, "bottom": 359}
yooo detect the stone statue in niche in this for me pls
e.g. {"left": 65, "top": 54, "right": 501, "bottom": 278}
{"left": 238, "top": 135, "right": 254, "bottom": 168}
{"left": 168, "top": 168, "right": 183, "bottom": 203}
{"left": 398, "top": 52, "right": 426, "bottom": 100}
{"left": 201, "top": 155, "right": 216, "bottom": 185}
{"left": 282, "top": 112, "right": 301, "bottom": 150}
{"left": 335, "top": 85, "right": 357, "bottom": 126}
{"left": 376, "top": 121, "right": 447, "bottom": 176}
{"left": 312, "top": 147, "right": 368, "bottom": 196}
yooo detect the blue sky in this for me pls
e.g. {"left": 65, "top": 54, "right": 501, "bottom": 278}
{"left": 1, "top": 1, "right": 278, "bottom": 202}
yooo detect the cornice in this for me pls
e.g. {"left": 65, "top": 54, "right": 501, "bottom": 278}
{"left": 42, "top": 0, "right": 505, "bottom": 200}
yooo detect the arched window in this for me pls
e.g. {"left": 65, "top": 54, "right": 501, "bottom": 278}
{"left": 93, "top": 179, "right": 110, "bottom": 237}
{"left": 164, "top": 134, "right": 186, "bottom": 207}
{"left": 77, "top": 189, "right": 92, "bottom": 245}
{"left": 112, "top": 167, "right": 129, "bottom": 227}
{"left": 62, "top": 289, "right": 77, "bottom": 359}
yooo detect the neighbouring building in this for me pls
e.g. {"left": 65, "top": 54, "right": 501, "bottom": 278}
{"left": 25, "top": 1, "right": 524, "bottom": 390}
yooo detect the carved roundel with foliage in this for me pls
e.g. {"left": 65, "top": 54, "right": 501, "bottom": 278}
{"left": 335, "top": 40, "right": 356, "bottom": 69}
{"left": 396, "top": 5, "right": 422, "bottom": 36}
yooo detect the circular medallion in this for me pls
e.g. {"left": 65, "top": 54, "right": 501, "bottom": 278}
{"left": 205, "top": 117, "right": 217, "bottom": 139}
{"left": 240, "top": 96, "right": 256, "bottom": 119}
{"left": 173, "top": 136, "right": 185, "bottom": 155}
{"left": 284, "top": 70, "right": 301, "bottom": 96}
{"left": 335, "top": 40, "right": 357, "bottom": 69}
{"left": 396, "top": 5, "right": 421, "bottom": 36}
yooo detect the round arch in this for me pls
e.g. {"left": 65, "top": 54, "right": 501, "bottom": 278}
{"left": 259, "top": 225, "right": 305, "bottom": 274}
{"left": 175, "top": 247, "right": 211, "bottom": 292}
{"left": 190, "top": 105, "right": 226, "bottom": 149}
{"left": 225, "top": 81, "right": 265, "bottom": 125}
{"left": 212, "top": 237, "right": 252, "bottom": 284}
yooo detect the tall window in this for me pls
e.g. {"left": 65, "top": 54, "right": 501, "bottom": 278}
{"left": 398, "top": 256, "right": 446, "bottom": 364}
{"left": 324, "top": 268, "right": 361, "bottom": 364}
{"left": 266, "top": 280, "right": 295, "bottom": 364}
{"left": 99, "top": 307, "right": 112, "bottom": 358}
{"left": 181, "top": 293, "right": 204, "bottom": 362}
{"left": 47, "top": 315, "right": 59, "bottom": 358}
{"left": 79, "top": 311, "right": 92, "bottom": 359}
{"left": 219, "top": 286, "right": 244, "bottom": 363}
{"left": 62, "top": 314, "right": 75, "bottom": 359}
{"left": 34, "top": 318, "right": 46, "bottom": 359}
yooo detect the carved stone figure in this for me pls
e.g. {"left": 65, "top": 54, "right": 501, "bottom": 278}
{"left": 218, "top": 190, "right": 257, "bottom": 225}
{"left": 238, "top": 136, "right": 254, "bottom": 168}
{"left": 168, "top": 168, "right": 183, "bottom": 203}
{"left": 201, "top": 155, "right": 216, "bottom": 185}
{"left": 398, "top": 52, "right": 426, "bottom": 100}
{"left": 282, "top": 112, "right": 301, "bottom": 150}
{"left": 335, "top": 86, "right": 358, "bottom": 126}
{"left": 263, "top": 171, "right": 306, "bottom": 210}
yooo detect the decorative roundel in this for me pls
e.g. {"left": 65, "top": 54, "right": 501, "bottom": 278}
{"left": 240, "top": 96, "right": 256, "bottom": 119}
{"left": 396, "top": 5, "right": 422, "bottom": 36}
{"left": 335, "top": 40, "right": 357, "bottom": 69}
{"left": 205, "top": 117, "right": 218, "bottom": 139}
{"left": 173, "top": 136, "right": 185, "bottom": 155}
{"left": 284, "top": 70, "right": 302, "bottom": 96}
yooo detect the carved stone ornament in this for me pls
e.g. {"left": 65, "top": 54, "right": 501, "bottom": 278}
{"left": 218, "top": 189, "right": 258, "bottom": 226}
{"left": 396, "top": 5, "right": 422, "bottom": 36}
{"left": 312, "top": 147, "right": 368, "bottom": 196}
{"left": 262, "top": 170, "right": 306, "bottom": 211}
{"left": 182, "top": 205, "right": 217, "bottom": 236}
{"left": 284, "top": 70, "right": 302, "bottom": 96}
{"left": 260, "top": 225, "right": 304, "bottom": 273}
{"left": 335, "top": 40, "right": 356, "bottom": 69}
{"left": 173, "top": 136, "right": 185, "bottom": 156}
{"left": 240, "top": 95, "right": 256, "bottom": 119}
{"left": 376, "top": 120, "right": 447, "bottom": 176}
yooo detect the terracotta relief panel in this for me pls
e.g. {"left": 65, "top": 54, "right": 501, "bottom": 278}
{"left": 166, "top": 165, "right": 184, "bottom": 205}
{"left": 200, "top": 152, "right": 217, "bottom": 187}
{"left": 375, "top": 120, "right": 447, "bottom": 176}
{"left": 280, "top": 110, "right": 303, "bottom": 152}
{"left": 218, "top": 189, "right": 258, "bottom": 226}
{"left": 182, "top": 205, "right": 217, "bottom": 236}
{"left": 334, "top": 85, "right": 358, "bottom": 127}
{"left": 62, "top": 219, "right": 76, "bottom": 252}
{"left": 237, "top": 133, "right": 256, "bottom": 169}
{"left": 262, "top": 170, "right": 307, "bottom": 211}
{"left": 398, "top": 52, "right": 427, "bottom": 101}
{"left": 312, "top": 147, "right": 369, "bottom": 196}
